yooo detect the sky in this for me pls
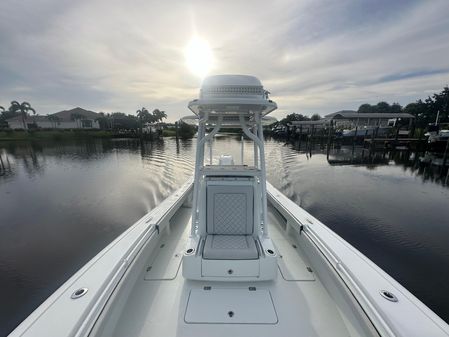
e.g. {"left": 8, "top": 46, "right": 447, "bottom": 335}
{"left": 1, "top": 0, "right": 449, "bottom": 121}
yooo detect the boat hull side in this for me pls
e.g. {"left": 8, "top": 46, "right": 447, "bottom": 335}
{"left": 8, "top": 178, "right": 194, "bottom": 337}
{"left": 267, "top": 182, "right": 449, "bottom": 337}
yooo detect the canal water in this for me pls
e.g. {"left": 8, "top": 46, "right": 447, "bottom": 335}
{"left": 0, "top": 136, "right": 448, "bottom": 335}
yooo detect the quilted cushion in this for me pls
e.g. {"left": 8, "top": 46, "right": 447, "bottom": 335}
{"left": 203, "top": 235, "right": 259, "bottom": 260}
{"left": 206, "top": 185, "right": 254, "bottom": 235}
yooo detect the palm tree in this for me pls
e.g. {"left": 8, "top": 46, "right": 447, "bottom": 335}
{"left": 9, "top": 101, "right": 36, "bottom": 131}
{"left": 152, "top": 109, "right": 167, "bottom": 123}
{"left": 47, "top": 115, "right": 61, "bottom": 129}
{"left": 136, "top": 107, "right": 151, "bottom": 134}
{"left": 0, "top": 106, "right": 5, "bottom": 128}
{"left": 151, "top": 109, "right": 167, "bottom": 133}
{"left": 71, "top": 113, "right": 85, "bottom": 128}
{"left": 137, "top": 107, "right": 151, "bottom": 121}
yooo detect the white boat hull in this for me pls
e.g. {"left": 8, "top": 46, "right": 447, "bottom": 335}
{"left": 9, "top": 177, "right": 449, "bottom": 337}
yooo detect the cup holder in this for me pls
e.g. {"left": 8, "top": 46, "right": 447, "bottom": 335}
{"left": 185, "top": 248, "right": 195, "bottom": 255}
{"left": 71, "top": 287, "right": 88, "bottom": 299}
{"left": 265, "top": 249, "right": 276, "bottom": 256}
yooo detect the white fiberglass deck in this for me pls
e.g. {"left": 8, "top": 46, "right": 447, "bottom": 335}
{"left": 96, "top": 205, "right": 366, "bottom": 337}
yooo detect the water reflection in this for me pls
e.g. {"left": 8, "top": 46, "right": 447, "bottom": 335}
{"left": 327, "top": 147, "right": 389, "bottom": 166}
{"left": 0, "top": 150, "right": 14, "bottom": 179}
{"left": 0, "top": 137, "right": 448, "bottom": 336}
{"left": 285, "top": 138, "right": 449, "bottom": 186}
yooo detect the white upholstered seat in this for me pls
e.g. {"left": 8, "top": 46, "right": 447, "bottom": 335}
{"left": 203, "top": 183, "right": 259, "bottom": 260}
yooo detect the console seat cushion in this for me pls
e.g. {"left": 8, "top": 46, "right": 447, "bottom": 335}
{"left": 203, "top": 235, "right": 259, "bottom": 260}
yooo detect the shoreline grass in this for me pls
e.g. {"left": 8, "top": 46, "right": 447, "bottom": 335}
{"left": 0, "top": 130, "right": 121, "bottom": 141}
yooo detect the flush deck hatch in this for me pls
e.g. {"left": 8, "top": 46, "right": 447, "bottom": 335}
{"left": 184, "top": 288, "right": 278, "bottom": 324}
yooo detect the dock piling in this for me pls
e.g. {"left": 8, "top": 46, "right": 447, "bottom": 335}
{"left": 326, "top": 122, "right": 332, "bottom": 158}
{"left": 0, "top": 154, "right": 4, "bottom": 172}
{"left": 442, "top": 137, "right": 449, "bottom": 171}
{"left": 352, "top": 126, "right": 358, "bottom": 156}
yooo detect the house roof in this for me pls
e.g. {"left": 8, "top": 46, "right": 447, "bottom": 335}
{"left": 325, "top": 110, "right": 358, "bottom": 117}
{"left": 51, "top": 107, "right": 100, "bottom": 121}
{"left": 325, "top": 110, "right": 414, "bottom": 119}
{"left": 5, "top": 107, "right": 101, "bottom": 123}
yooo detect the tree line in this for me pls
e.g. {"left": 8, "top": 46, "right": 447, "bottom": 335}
{"left": 401, "top": 86, "right": 448, "bottom": 128}
{"left": 355, "top": 86, "right": 448, "bottom": 128}
{"left": 95, "top": 108, "right": 167, "bottom": 131}
{"left": 278, "top": 113, "right": 322, "bottom": 125}
{"left": 358, "top": 86, "right": 449, "bottom": 128}
{"left": 3, "top": 86, "right": 447, "bottom": 131}
{"left": 0, "top": 102, "right": 169, "bottom": 131}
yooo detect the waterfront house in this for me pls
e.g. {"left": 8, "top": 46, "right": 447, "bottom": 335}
{"left": 6, "top": 107, "right": 101, "bottom": 130}
{"left": 324, "top": 110, "right": 415, "bottom": 129}
{"left": 288, "top": 110, "right": 415, "bottom": 135}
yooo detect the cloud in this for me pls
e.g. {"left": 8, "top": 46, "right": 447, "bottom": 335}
{"left": 377, "top": 69, "right": 449, "bottom": 83}
{"left": 0, "top": 0, "right": 448, "bottom": 120}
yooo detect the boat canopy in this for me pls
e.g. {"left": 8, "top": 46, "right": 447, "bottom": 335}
{"left": 187, "top": 74, "right": 277, "bottom": 127}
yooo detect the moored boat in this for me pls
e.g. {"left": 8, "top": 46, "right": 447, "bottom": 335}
{"left": 9, "top": 75, "right": 449, "bottom": 337}
{"left": 425, "top": 123, "right": 449, "bottom": 152}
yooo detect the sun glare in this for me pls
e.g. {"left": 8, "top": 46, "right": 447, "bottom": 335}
{"left": 185, "top": 37, "right": 213, "bottom": 78}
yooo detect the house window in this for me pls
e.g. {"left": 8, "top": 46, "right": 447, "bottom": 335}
{"left": 81, "top": 120, "right": 93, "bottom": 128}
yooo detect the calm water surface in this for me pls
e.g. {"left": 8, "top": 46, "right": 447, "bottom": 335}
{"left": 1, "top": 136, "right": 448, "bottom": 335}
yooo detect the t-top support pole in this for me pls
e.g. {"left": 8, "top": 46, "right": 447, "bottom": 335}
{"left": 190, "top": 113, "right": 223, "bottom": 236}
{"left": 239, "top": 113, "right": 269, "bottom": 236}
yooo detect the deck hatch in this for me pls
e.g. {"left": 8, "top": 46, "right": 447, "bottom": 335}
{"left": 277, "top": 245, "right": 316, "bottom": 281}
{"left": 268, "top": 216, "right": 315, "bottom": 281}
{"left": 185, "top": 288, "right": 278, "bottom": 324}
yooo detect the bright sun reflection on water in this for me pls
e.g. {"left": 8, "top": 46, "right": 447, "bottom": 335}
{"left": 185, "top": 36, "right": 213, "bottom": 78}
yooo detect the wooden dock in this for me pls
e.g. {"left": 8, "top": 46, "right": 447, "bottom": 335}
{"left": 364, "top": 138, "right": 427, "bottom": 151}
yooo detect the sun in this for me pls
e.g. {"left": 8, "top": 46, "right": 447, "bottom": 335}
{"left": 185, "top": 37, "right": 213, "bottom": 78}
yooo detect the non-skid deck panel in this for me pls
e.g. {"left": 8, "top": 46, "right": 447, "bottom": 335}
{"left": 268, "top": 209, "right": 315, "bottom": 281}
{"left": 144, "top": 240, "right": 183, "bottom": 280}
{"left": 144, "top": 207, "right": 191, "bottom": 280}
{"left": 111, "top": 279, "right": 352, "bottom": 337}
{"left": 185, "top": 288, "right": 278, "bottom": 324}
